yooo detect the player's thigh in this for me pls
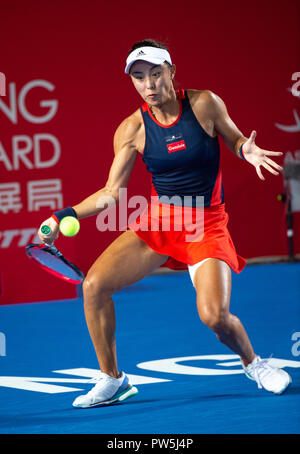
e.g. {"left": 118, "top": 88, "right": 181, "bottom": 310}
{"left": 84, "top": 229, "right": 169, "bottom": 296}
{"left": 193, "top": 258, "right": 232, "bottom": 325}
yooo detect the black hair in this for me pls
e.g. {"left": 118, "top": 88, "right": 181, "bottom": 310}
{"left": 127, "top": 38, "right": 170, "bottom": 57}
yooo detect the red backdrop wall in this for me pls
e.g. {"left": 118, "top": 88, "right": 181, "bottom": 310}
{"left": 0, "top": 0, "right": 299, "bottom": 304}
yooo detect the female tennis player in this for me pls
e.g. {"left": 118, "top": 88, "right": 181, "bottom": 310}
{"left": 39, "top": 39, "right": 291, "bottom": 408}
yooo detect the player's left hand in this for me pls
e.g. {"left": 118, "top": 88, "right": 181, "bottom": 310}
{"left": 241, "top": 130, "right": 283, "bottom": 181}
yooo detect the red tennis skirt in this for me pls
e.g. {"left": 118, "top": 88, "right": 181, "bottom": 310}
{"left": 127, "top": 200, "right": 246, "bottom": 273}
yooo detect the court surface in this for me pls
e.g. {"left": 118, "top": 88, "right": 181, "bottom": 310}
{"left": 0, "top": 263, "right": 299, "bottom": 434}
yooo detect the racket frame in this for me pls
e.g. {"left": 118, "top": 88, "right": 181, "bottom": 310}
{"left": 25, "top": 243, "right": 85, "bottom": 284}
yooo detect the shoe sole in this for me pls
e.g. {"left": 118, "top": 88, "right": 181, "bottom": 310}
{"left": 73, "top": 385, "right": 139, "bottom": 408}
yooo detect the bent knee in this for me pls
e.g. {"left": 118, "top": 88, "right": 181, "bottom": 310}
{"left": 198, "top": 302, "right": 229, "bottom": 332}
{"left": 83, "top": 273, "right": 114, "bottom": 301}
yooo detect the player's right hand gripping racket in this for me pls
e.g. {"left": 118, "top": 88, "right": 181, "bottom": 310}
{"left": 25, "top": 225, "right": 85, "bottom": 284}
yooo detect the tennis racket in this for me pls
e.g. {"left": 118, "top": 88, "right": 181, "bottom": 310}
{"left": 25, "top": 243, "right": 85, "bottom": 284}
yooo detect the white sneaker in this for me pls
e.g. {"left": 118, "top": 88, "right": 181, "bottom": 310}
{"left": 72, "top": 371, "right": 138, "bottom": 408}
{"left": 243, "top": 356, "right": 291, "bottom": 394}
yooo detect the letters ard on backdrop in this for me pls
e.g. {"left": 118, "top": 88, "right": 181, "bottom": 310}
{"left": 0, "top": 80, "right": 63, "bottom": 248}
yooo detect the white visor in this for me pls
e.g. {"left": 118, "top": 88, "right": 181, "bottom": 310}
{"left": 125, "top": 46, "right": 172, "bottom": 74}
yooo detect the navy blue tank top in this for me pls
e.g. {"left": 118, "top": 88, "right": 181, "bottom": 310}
{"left": 140, "top": 89, "right": 224, "bottom": 208}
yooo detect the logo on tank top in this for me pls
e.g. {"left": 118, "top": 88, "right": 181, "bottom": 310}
{"left": 165, "top": 133, "right": 187, "bottom": 153}
{"left": 167, "top": 140, "right": 187, "bottom": 153}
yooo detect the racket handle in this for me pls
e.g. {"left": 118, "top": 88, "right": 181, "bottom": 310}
{"left": 41, "top": 225, "right": 52, "bottom": 236}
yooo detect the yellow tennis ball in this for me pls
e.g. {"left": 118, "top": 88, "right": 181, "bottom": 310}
{"left": 59, "top": 216, "right": 80, "bottom": 237}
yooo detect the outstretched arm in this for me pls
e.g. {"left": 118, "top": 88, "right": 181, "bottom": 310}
{"left": 38, "top": 114, "right": 142, "bottom": 244}
{"left": 208, "top": 91, "right": 283, "bottom": 181}
{"left": 72, "top": 116, "right": 141, "bottom": 219}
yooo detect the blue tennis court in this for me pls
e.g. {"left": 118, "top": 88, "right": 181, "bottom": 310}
{"left": 0, "top": 263, "right": 299, "bottom": 434}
